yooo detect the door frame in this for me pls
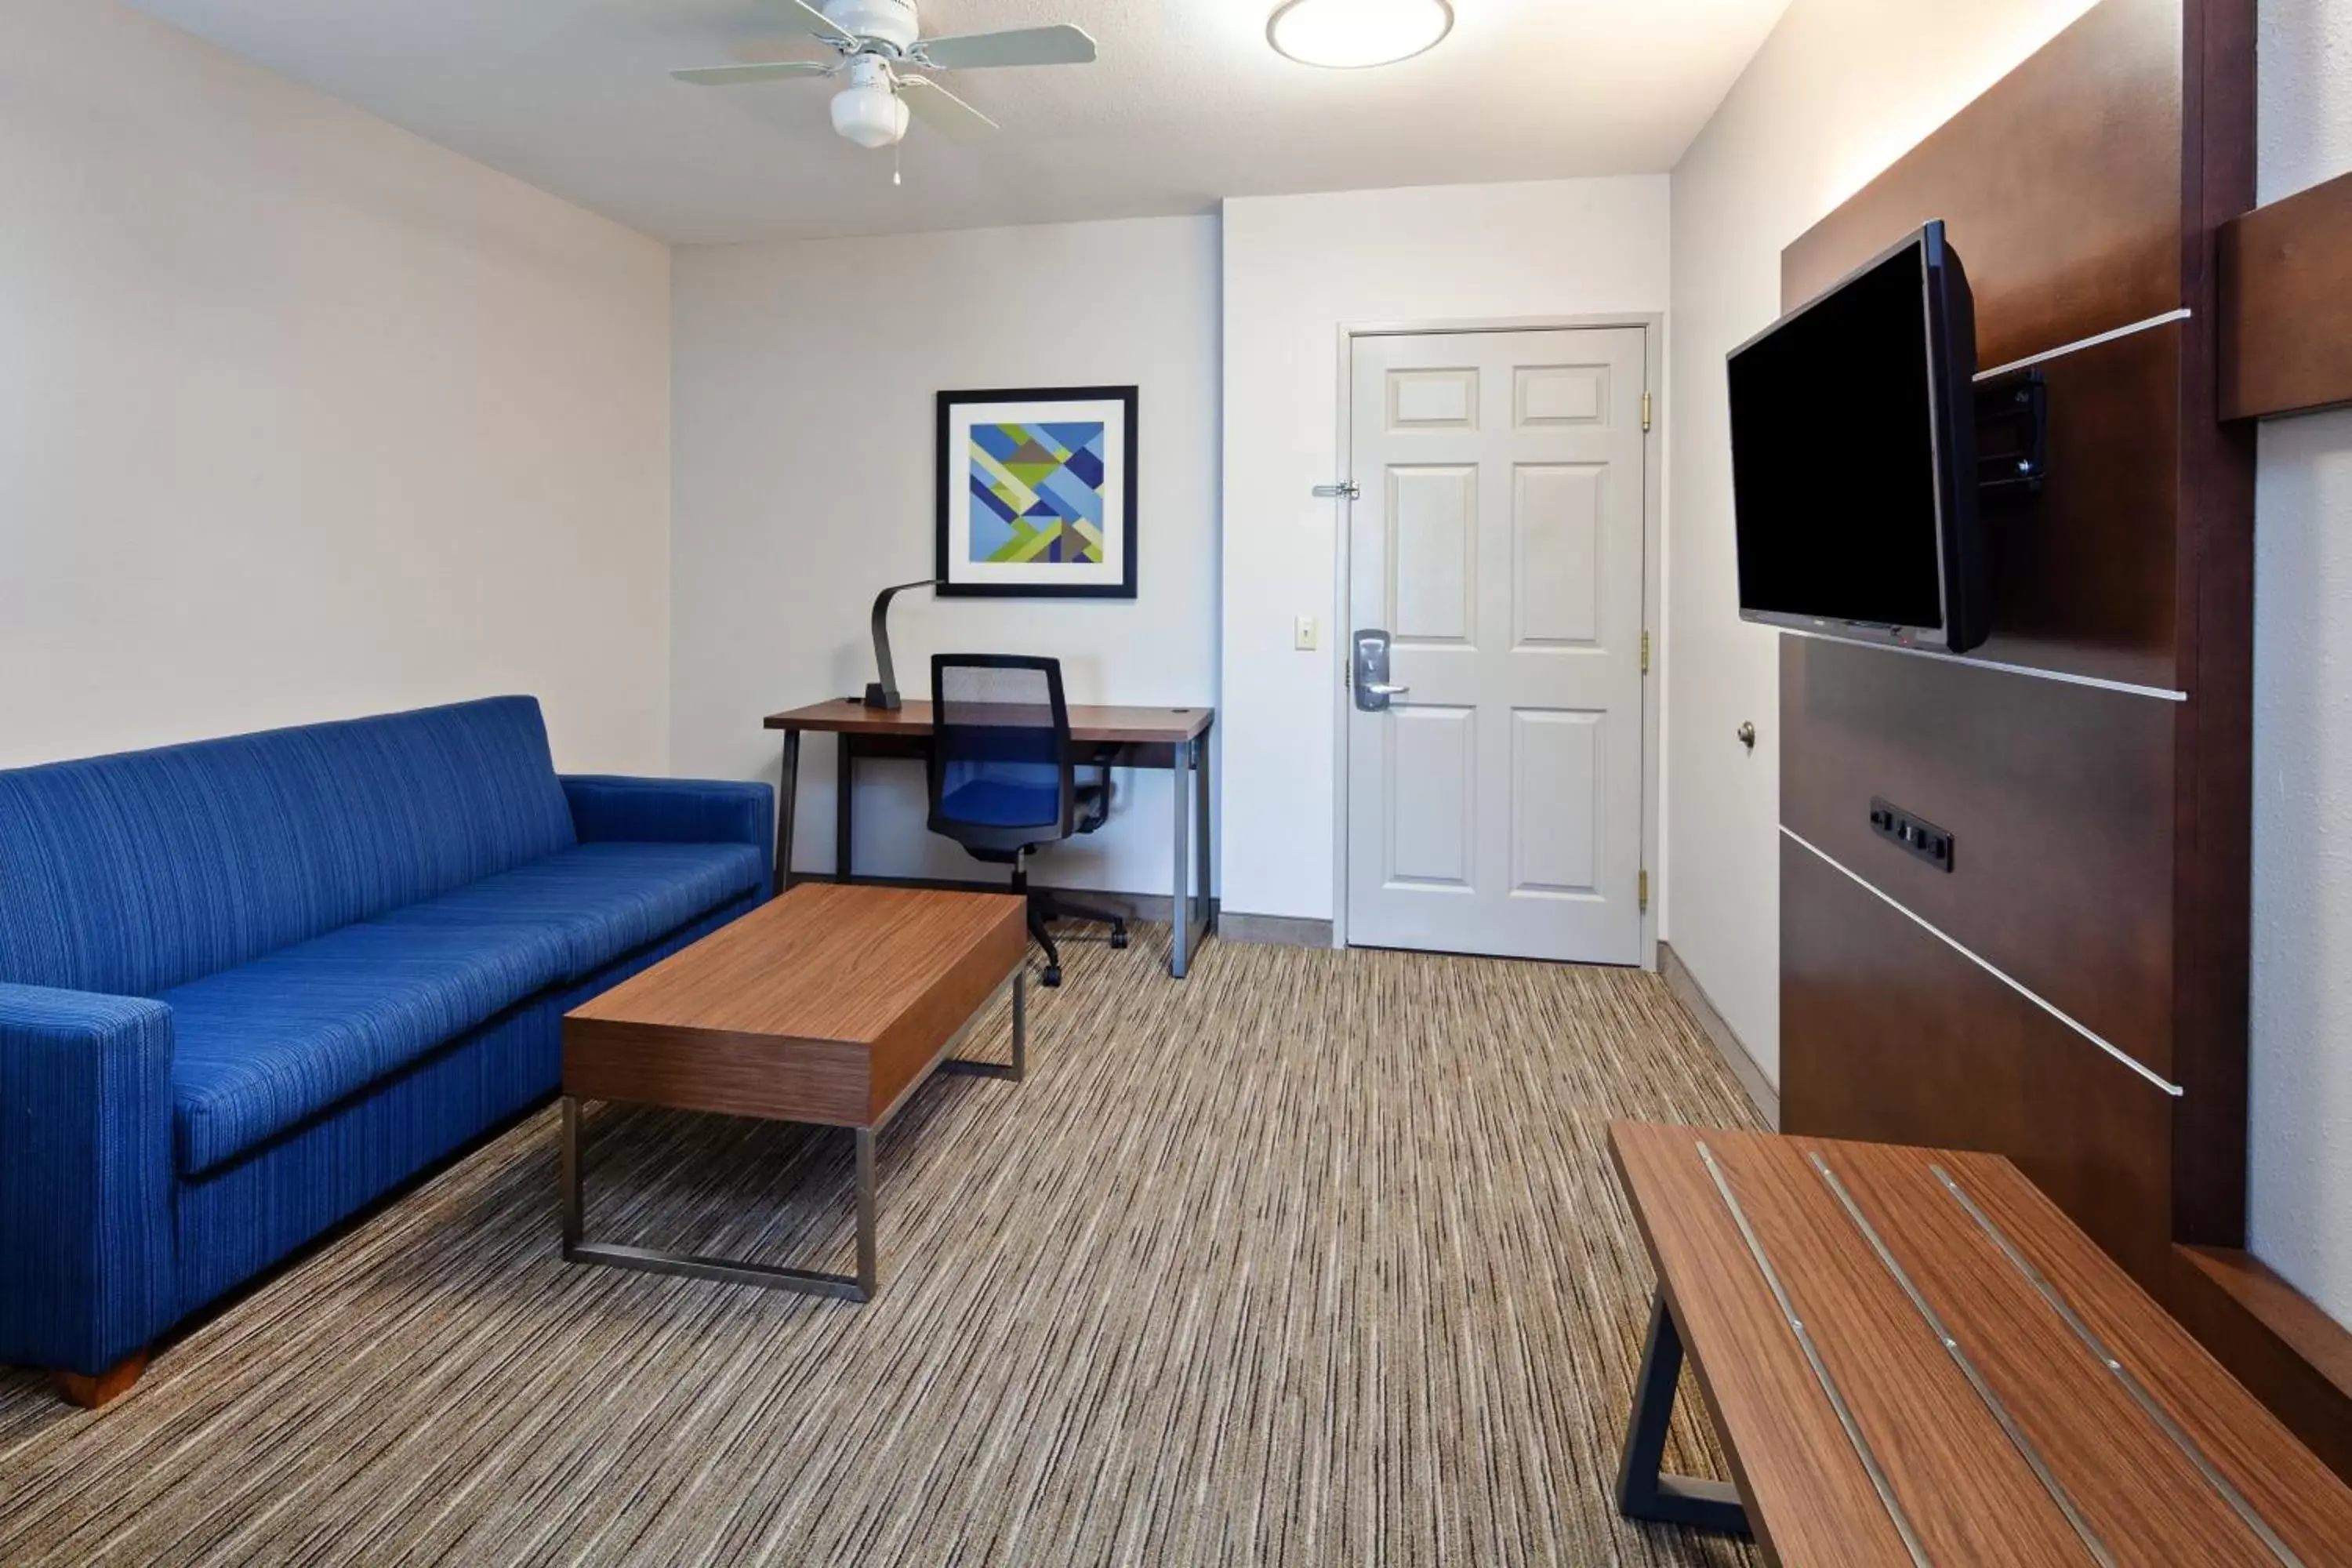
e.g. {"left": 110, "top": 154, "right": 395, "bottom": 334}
{"left": 1328, "top": 313, "right": 1664, "bottom": 970}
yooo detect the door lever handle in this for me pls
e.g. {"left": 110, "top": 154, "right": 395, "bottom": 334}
{"left": 1363, "top": 683, "right": 1411, "bottom": 697}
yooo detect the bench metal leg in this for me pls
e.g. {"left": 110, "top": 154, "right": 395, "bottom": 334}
{"left": 561, "top": 1096, "right": 881, "bottom": 1304}
{"left": 1617, "top": 1288, "right": 1751, "bottom": 1537}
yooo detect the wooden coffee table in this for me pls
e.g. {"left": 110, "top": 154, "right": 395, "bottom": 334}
{"left": 560, "top": 884, "right": 1029, "bottom": 1302}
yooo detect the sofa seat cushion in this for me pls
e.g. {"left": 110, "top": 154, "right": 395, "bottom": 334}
{"left": 371, "top": 842, "right": 766, "bottom": 980}
{"left": 165, "top": 842, "right": 764, "bottom": 1174}
{"left": 169, "top": 920, "right": 573, "bottom": 1174}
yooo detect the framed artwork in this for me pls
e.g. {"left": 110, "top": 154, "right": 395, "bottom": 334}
{"left": 935, "top": 386, "right": 1139, "bottom": 599}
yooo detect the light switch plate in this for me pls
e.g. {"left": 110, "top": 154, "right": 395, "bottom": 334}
{"left": 1294, "top": 615, "right": 1319, "bottom": 652}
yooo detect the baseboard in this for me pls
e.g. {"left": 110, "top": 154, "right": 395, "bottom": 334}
{"left": 1220, "top": 912, "right": 1336, "bottom": 949}
{"left": 1659, "top": 941, "right": 1779, "bottom": 1129}
{"left": 792, "top": 872, "right": 1212, "bottom": 928}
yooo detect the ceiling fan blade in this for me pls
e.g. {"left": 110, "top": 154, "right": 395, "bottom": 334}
{"left": 757, "top": 0, "right": 861, "bottom": 48}
{"left": 898, "top": 75, "right": 1000, "bottom": 142}
{"left": 913, "top": 24, "right": 1098, "bottom": 71}
{"left": 673, "top": 60, "right": 833, "bottom": 86}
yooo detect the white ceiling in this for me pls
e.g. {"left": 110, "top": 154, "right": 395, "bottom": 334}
{"left": 128, "top": 0, "right": 1791, "bottom": 245}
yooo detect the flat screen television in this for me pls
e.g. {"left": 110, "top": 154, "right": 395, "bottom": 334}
{"left": 1728, "top": 220, "right": 1987, "bottom": 652}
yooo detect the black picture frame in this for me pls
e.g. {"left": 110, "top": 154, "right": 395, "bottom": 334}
{"left": 935, "top": 385, "right": 1140, "bottom": 600}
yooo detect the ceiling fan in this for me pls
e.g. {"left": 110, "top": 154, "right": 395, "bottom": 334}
{"left": 672, "top": 0, "right": 1098, "bottom": 154}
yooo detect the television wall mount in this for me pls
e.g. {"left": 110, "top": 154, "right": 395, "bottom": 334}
{"left": 1974, "top": 369, "right": 2049, "bottom": 496}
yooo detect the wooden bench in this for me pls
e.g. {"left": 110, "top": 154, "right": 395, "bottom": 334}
{"left": 1609, "top": 1122, "right": 2352, "bottom": 1564}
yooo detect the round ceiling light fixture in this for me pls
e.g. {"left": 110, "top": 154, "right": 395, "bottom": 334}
{"left": 1268, "top": 0, "right": 1455, "bottom": 70}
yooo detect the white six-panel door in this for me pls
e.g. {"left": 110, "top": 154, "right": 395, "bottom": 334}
{"left": 1345, "top": 327, "right": 1649, "bottom": 964}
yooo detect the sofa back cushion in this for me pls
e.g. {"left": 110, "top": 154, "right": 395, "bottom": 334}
{"left": 0, "top": 698, "right": 579, "bottom": 996}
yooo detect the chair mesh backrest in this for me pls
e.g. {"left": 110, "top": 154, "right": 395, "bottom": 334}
{"left": 932, "top": 659, "right": 1066, "bottom": 832}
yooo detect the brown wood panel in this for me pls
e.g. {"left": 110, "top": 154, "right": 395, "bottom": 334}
{"left": 1973, "top": 324, "right": 2183, "bottom": 688}
{"left": 768, "top": 697, "right": 1214, "bottom": 745}
{"left": 564, "top": 1025, "right": 875, "bottom": 1125}
{"left": 2216, "top": 163, "right": 2352, "bottom": 417}
{"left": 1782, "top": 0, "right": 2187, "bottom": 364}
{"left": 1608, "top": 1127, "right": 1920, "bottom": 1566}
{"left": 565, "top": 884, "right": 1026, "bottom": 1126}
{"left": 2169, "top": 1245, "right": 2352, "bottom": 1483}
{"left": 1780, "top": 838, "right": 2178, "bottom": 1287}
{"left": 1780, "top": 636, "right": 2177, "bottom": 1077}
{"left": 1969, "top": 1167, "right": 2352, "bottom": 1560}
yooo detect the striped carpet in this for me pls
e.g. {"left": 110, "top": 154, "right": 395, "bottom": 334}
{"left": 0, "top": 927, "right": 1764, "bottom": 1566}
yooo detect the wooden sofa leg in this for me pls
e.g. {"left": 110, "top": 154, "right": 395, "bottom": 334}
{"left": 52, "top": 1349, "right": 149, "bottom": 1410}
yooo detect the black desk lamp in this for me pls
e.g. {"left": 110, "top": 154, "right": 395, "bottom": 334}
{"left": 865, "top": 578, "right": 942, "bottom": 710}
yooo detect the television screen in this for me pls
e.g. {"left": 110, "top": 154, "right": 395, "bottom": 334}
{"left": 1728, "top": 222, "right": 1984, "bottom": 652}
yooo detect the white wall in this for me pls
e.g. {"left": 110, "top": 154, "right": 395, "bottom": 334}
{"left": 2249, "top": 0, "right": 2352, "bottom": 1329}
{"left": 0, "top": 1, "right": 673, "bottom": 774}
{"left": 1220, "top": 178, "right": 1672, "bottom": 923}
{"left": 670, "top": 216, "right": 1220, "bottom": 892}
{"left": 1663, "top": 0, "right": 2097, "bottom": 1082}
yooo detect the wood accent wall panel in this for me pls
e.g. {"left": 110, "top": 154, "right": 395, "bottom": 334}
{"left": 1773, "top": 0, "right": 2299, "bottom": 1446}
{"left": 1780, "top": 637, "right": 2176, "bottom": 1076}
{"left": 1781, "top": 0, "right": 2187, "bottom": 364}
{"left": 1780, "top": 840, "right": 2178, "bottom": 1287}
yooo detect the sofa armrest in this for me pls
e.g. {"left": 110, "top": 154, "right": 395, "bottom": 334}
{"left": 0, "top": 985, "right": 178, "bottom": 1376}
{"left": 561, "top": 775, "right": 775, "bottom": 869}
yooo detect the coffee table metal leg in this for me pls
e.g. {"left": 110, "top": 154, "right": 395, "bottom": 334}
{"left": 854, "top": 1127, "right": 878, "bottom": 1299}
{"left": 561, "top": 1105, "right": 877, "bottom": 1304}
{"left": 940, "top": 971, "right": 1027, "bottom": 1083}
{"left": 561, "top": 1095, "right": 585, "bottom": 1251}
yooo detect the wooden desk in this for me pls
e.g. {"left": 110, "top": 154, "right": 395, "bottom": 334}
{"left": 1609, "top": 1121, "right": 2352, "bottom": 1564}
{"left": 765, "top": 699, "right": 1216, "bottom": 978}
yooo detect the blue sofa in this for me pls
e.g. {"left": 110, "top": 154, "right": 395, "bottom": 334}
{"left": 0, "top": 697, "right": 771, "bottom": 1394}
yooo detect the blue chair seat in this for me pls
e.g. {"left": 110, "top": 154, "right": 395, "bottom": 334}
{"left": 936, "top": 779, "right": 1107, "bottom": 831}
{"left": 169, "top": 841, "right": 764, "bottom": 1174}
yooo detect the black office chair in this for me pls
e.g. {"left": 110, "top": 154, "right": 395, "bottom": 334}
{"left": 927, "top": 655, "right": 1129, "bottom": 987}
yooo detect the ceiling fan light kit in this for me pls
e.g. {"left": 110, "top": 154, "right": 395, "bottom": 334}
{"left": 1267, "top": 0, "right": 1456, "bottom": 69}
{"left": 831, "top": 57, "right": 912, "bottom": 148}
{"left": 671, "top": 0, "right": 1096, "bottom": 161}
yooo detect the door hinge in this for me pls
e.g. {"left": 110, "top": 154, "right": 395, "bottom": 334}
{"left": 1640, "top": 630, "right": 1651, "bottom": 675}
{"left": 1314, "top": 481, "right": 1362, "bottom": 501}
{"left": 1639, "top": 869, "right": 1650, "bottom": 913}
{"left": 1641, "top": 390, "right": 1653, "bottom": 433}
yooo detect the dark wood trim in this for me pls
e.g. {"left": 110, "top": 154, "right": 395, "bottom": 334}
{"left": 2168, "top": 0, "right": 2260, "bottom": 1250}
{"left": 2220, "top": 171, "right": 2352, "bottom": 419}
{"left": 2169, "top": 1245, "right": 2352, "bottom": 1483}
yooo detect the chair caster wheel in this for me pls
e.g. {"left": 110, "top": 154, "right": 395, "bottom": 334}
{"left": 1110, "top": 929, "right": 1130, "bottom": 950}
{"left": 1041, "top": 965, "right": 1064, "bottom": 988}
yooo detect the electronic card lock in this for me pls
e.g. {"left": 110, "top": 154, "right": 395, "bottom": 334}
{"left": 1352, "top": 630, "right": 1410, "bottom": 713}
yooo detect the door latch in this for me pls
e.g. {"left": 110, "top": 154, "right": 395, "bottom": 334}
{"left": 1353, "top": 630, "right": 1409, "bottom": 712}
{"left": 1314, "top": 481, "right": 1362, "bottom": 501}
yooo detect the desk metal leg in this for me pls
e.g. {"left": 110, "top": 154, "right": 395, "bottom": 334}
{"left": 1171, "top": 739, "right": 1191, "bottom": 978}
{"left": 1617, "top": 1288, "right": 1751, "bottom": 1535}
{"left": 837, "top": 735, "right": 855, "bottom": 881}
{"left": 774, "top": 731, "right": 801, "bottom": 897}
{"left": 1195, "top": 734, "right": 1215, "bottom": 936}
